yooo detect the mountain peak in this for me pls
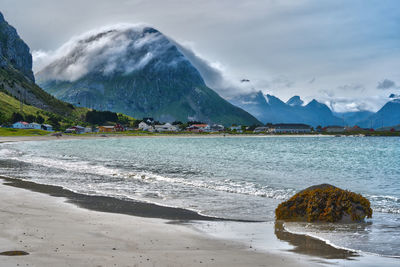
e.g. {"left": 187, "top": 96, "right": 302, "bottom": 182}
{"left": 286, "top": 95, "right": 304, "bottom": 106}
{"left": 37, "top": 25, "right": 260, "bottom": 126}
{"left": 36, "top": 24, "right": 196, "bottom": 83}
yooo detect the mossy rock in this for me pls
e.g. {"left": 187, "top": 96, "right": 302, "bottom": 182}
{"left": 276, "top": 184, "right": 372, "bottom": 222}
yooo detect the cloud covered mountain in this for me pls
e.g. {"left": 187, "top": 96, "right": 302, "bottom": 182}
{"left": 36, "top": 25, "right": 260, "bottom": 125}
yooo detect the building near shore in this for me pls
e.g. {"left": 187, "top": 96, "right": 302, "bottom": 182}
{"left": 65, "top": 125, "right": 85, "bottom": 134}
{"left": 114, "top": 124, "right": 125, "bottom": 132}
{"left": 41, "top": 124, "right": 53, "bottom": 131}
{"left": 229, "top": 125, "right": 243, "bottom": 133}
{"left": 253, "top": 126, "right": 269, "bottom": 133}
{"left": 12, "top": 121, "right": 30, "bottom": 129}
{"left": 138, "top": 122, "right": 153, "bottom": 131}
{"left": 324, "top": 126, "right": 345, "bottom": 133}
{"left": 376, "top": 124, "right": 400, "bottom": 132}
{"left": 210, "top": 124, "right": 225, "bottom": 132}
{"left": 154, "top": 123, "right": 178, "bottom": 132}
{"left": 269, "top": 124, "right": 311, "bottom": 134}
{"left": 98, "top": 126, "right": 115, "bottom": 133}
{"left": 29, "top": 122, "right": 42, "bottom": 130}
{"left": 186, "top": 124, "right": 210, "bottom": 133}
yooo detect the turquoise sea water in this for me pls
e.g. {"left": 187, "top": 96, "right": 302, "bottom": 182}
{"left": 0, "top": 136, "right": 399, "bottom": 257}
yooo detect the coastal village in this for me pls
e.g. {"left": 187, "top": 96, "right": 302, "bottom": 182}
{"left": 6, "top": 119, "right": 400, "bottom": 135}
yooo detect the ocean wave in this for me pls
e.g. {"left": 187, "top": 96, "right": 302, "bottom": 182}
{"left": 1, "top": 148, "right": 295, "bottom": 201}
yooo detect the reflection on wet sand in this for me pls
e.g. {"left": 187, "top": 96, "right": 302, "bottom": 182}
{"left": 274, "top": 221, "right": 358, "bottom": 259}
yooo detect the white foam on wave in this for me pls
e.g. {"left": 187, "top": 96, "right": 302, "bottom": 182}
{"left": 1, "top": 145, "right": 295, "bottom": 201}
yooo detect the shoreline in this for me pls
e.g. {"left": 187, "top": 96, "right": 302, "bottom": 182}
{"left": 0, "top": 132, "right": 375, "bottom": 144}
{"left": 1, "top": 176, "right": 398, "bottom": 267}
{"left": 0, "top": 177, "right": 313, "bottom": 267}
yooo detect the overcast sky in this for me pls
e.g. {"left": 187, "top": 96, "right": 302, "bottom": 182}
{"left": 1, "top": 0, "right": 400, "bottom": 112}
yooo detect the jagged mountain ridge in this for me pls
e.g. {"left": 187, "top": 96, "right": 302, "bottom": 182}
{"left": 37, "top": 25, "right": 260, "bottom": 126}
{"left": 230, "top": 91, "right": 343, "bottom": 127}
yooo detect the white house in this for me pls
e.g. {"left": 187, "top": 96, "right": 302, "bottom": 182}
{"left": 12, "top": 121, "right": 30, "bottom": 129}
{"left": 84, "top": 127, "right": 92, "bottom": 133}
{"left": 138, "top": 122, "right": 152, "bottom": 131}
{"left": 253, "top": 126, "right": 269, "bottom": 133}
{"left": 154, "top": 123, "right": 178, "bottom": 132}
{"left": 229, "top": 125, "right": 243, "bottom": 133}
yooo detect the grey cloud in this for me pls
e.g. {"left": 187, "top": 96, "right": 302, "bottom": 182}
{"left": 377, "top": 79, "right": 397, "bottom": 90}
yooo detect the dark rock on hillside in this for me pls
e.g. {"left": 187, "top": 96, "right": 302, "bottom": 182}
{"left": 0, "top": 11, "right": 34, "bottom": 82}
{"left": 275, "top": 184, "right": 372, "bottom": 223}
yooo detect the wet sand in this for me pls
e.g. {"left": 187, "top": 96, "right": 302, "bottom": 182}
{"left": 0, "top": 178, "right": 313, "bottom": 267}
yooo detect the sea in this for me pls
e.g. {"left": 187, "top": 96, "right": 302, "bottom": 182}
{"left": 0, "top": 136, "right": 399, "bottom": 260}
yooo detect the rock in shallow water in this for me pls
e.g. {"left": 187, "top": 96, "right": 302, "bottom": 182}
{"left": 275, "top": 184, "right": 372, "bottom": 222}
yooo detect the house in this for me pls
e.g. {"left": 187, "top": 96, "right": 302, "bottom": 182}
{"left": 210, "top": 124, "right": 225, "bottom": 132}
{"left": 324, "top": 126, "right": 345, "bottom": 133}
{"left": 29, "top": 122, "right": 42, "bottom": 130}
{"left": 253, "top": 126, "right": 269, "bottom": 133}
{"left": 154, "top": 123, "right": 178, "bottom": 132}
{"left": 84, "top": 127, "right": 92, "bottom": 133}
{"left": 114, "top": 123, "right": 125, "bottom": 132}
{"left": 186, "top": 124, "right": 209, "bottom": 132}
{"left": 229, "top": 125, "right": 243, "bottom": 133}
{"left": 138, "top": 122, "right": 152, "bottom": 131}
{"left": 376, "top": 125, "right": 400, "bottom": 132}
{"left": 98, "top": 126, "right": 115, "bottom": 133}
{"left": 41, "top": 124, "right": 53, "bottom": 131}
{"left": 12, "top": 121, "right": 30, "bottom": 129}
{"left": 65, "top": 125, "right": 85, "bottom": 134}
{"left": 269, "top": 124, "right": 311, "bottom": 134}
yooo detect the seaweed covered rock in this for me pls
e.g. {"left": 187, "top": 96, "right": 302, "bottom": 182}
{"left": 276, "top": 184, "right": 372, "bottom": 222}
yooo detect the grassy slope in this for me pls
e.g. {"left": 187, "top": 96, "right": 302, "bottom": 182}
{"left": 0, "top": 66, "right": 77, "bottom": 116}
{"left": 0, "top": 91, "right": 45, "bottom": 118}
{"left": 0, "top": 127, "right": 49, "bottom": 136}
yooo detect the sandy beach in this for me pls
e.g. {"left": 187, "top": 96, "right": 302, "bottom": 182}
{"left": 0, "top": 179, "right": 314, "bottom": 267}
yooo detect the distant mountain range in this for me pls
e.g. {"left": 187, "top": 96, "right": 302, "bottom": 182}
{"left": 36, "top": 25, "right": 260, "bottom": 126}
{"left": 356, "top": 99, "right": 400, "bottom": 129}
{"left": 229, "top": 91, "right": 343, "bottom": 127}
{"left": 229, "top": 91, "right": 400, "bottom": 128}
